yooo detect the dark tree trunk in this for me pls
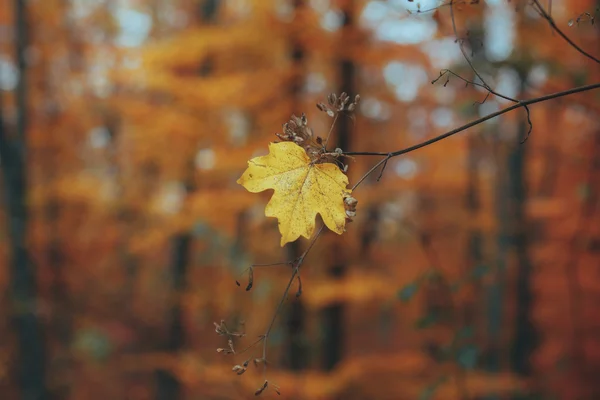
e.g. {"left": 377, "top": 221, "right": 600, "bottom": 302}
{"left": 282, "top": 0, "right": 309, "bottom": 371}
{"left": 320, "top": 7, "right": 354, "bottom": 372}
{"left": 0, "top": 2, "right": 47, "bottom": 399}
{"left": 509, "top": 110, "right": 537, "bottom": 377}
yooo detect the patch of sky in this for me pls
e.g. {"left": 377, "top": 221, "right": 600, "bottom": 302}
{"left": 360, "top": 97, "right": 391, "bottom": 121}
{"left": 305, "top": 72, "right": 327, "bottom": 93}
{"left": 478, "top": 100, "right": 500, "bottom": 120}
{"left": 114, "top": 8, "right": 152, "bottom": 48}
{"left": 224, "top": 109, "right": 250, "bottom": 146}
{"left": 395, "top": 158, "right": 418, "bottom": 179}
{"left": 384, "top": 62, "right": 428, "bottom": 102}
{"left": 484, "top": 2, "right": 515, "bottom": 62}
{"left": 494, "top": 67, "right": 521, "bottom": 104}
{"left": 321, "top": 9, "right": 345, "bottom": 31}
{"left": 0, "top": 55, "right": 18, "bottom": 91}
{"left": 195, "top": 148, "right": 216, "bottom": 171}
{"left": 361, "top": 1, "right": 437, "bottom": 45}
{"left": 527, "top": 64, "right": 548, "bottom": 87}
{"left": 422, "top": 37, "right": 463, "bottom": 69}
{"left": 431, "top": 107, "right": 454, "bottom": 128}
{"left": 89, "top": 126, "right": 111, "bottom": 149}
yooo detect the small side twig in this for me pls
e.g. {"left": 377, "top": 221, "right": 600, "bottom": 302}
{"left": 449, "top": 0, "right": 532, "bottom": 141}
{"left": 531, "top": 0, "right": 600, "bottom": 64}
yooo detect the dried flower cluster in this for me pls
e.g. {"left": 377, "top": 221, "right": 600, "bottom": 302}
{"left": 214, "top": 320, "right": 245, "bottom": 354}
{"left": 276, "top": 113, "right": 323, "bottom": 161}
{"left": 317, "top": 92, "right": 361, "bottom": 117}
{"left": 275, "top": 92, "right": 360, "bottom": 164}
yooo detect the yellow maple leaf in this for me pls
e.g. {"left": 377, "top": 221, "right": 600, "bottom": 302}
{"left": 237, "top": 142, "right": 351, "bottom": 246}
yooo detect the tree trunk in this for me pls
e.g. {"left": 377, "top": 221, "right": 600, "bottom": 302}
{"left": 321, "top": 5, "right": 354, "bottom": 372}
{"left": 0, "top": 1, "right": 47, "bottom": 399}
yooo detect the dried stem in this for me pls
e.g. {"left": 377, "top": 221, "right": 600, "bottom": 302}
{"left": 323, "top": 113, "right": 339, "bottom": 149}
{"left": 260, "top": 224, "right": 326, "bottom": 379}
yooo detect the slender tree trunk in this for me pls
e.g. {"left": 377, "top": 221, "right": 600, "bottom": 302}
{"left": 486, "top": 124, "right": 506, "bottom": 400}
{"left": 283, "top": 0, "right": 309, "bottom": 371}
{"left": 465, "top": 136, "right": 483, "bottom": 325}
{"left": 321, "top": 3, "right": 354, "bottom": 372}
{"left": 509, "top": 83, "right": 537, "bottom": 377}
{"left": 0, "top": 2, "right": 47, "bottom": 399}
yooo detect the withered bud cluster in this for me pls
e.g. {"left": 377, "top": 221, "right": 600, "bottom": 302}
{"left": 276, "top": 113, "right": 323, "bottom": 161}
{"left": 344, "top": 194, "right": 358, "bottom": 222}
{"left": 214, "top": 320, "right": 245, "bottom": 355}
{"left": 231, "top": 359, "right": 250, "bottom": 375}
{"left": 317, "top": 92, "right": 361, "bottom": 117}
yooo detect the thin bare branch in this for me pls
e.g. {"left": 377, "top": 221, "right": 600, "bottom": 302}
{"left": 531, "top": 0, "right": 600, "bottom": 64}
{"left": 260, "top": 224, "right": 326, "bottom": 378}
{"left": 346, "top": 82, "right": 600, "bottom": 184}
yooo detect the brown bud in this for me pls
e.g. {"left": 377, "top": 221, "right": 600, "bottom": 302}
{"left": 328, "top": 93, "right": 337, "bottom": 105}
{"left": 255, "top": 380, "right": 268, "bottom": 396}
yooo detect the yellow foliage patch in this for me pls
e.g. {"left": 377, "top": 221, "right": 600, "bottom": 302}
{"left": 237, "top": 142, "right": 351, "bottom": 246}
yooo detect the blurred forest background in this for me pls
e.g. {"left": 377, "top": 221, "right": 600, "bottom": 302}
{"left": 1, "top": 0, "right": 599, "bottom": 399}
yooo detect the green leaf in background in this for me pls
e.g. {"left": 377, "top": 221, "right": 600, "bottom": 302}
{"left": 397, "top": 282, "right": 419, "bottom": 303}
{"left": 415, "top": 313, "right": 437, "bottom": 330}
{"left": 457, "top": 344, "right": 478, "bottom": 370}
{"left": 456, "top": 325, "right": 474, "bottom": 340}
{"left": 74, "top": 328, "right": 112, "bottom": 362}
{"left": 577, "top": 183, "right": 590, "bottom": 201}
{"left": 471, "top": 264, "right": 490, "bottom": 279}
{"left": 419, "top": 375, "right": 448, "bottom": 400}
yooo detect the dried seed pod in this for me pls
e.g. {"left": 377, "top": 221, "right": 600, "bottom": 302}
{"left": 255, "top": 380, "right": 268, "bottom": 396}
{"left": 328, "top": 93, "right": 337, "bottom": 105}
{"left": 214, "top": 321, "right": 226, "bottom": 336}
{"left": 246, "top": 267, "right": 254, "bottom": 291}
{"left": 253, "top": 358, "right": 265, "bottom": 368}
{"left": 344, "top": 196, "right": 358, "bottom": 207}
